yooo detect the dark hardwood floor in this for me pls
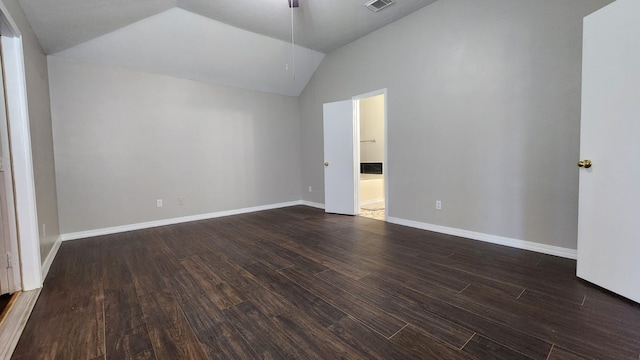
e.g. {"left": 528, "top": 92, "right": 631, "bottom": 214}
{"left": 11, "top": 206, "right": 640, "bottom": 359}
{"left": 0, "top": 293, "right": 12, "bottom": 319}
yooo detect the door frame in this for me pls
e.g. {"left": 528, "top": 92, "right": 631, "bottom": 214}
{"left": 353, "top": 88, "right": 388, "bottom": 220}
{"left": 0, "top": 3, "right": 43, "bottom": 291}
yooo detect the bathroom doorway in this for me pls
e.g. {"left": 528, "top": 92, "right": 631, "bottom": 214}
{"left": 355, "top": 91, "right": 386, "bottom": 221}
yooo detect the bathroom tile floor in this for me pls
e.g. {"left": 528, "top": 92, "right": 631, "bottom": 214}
{"left": 360, "top": 201, "right": 385, "bottom": 221}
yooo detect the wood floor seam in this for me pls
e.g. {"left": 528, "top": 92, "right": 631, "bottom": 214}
{"left": 275, "top": 265, "right": 293, "bottom": 272}
{"left": 386, "top": 323, "right": 409, "bottom": 340}
{"left": 545, "top": 344, "right": 554, "bottom": 360}
{"left": 415, "top": 255, "right": 530, "bottom": 298}
{"left": 309, "top": 270, "right": 425, "bottom": 334}
{"left": 278, "top": 269, "right": 406, "bottom": 339}
{"left": 458, "top": 283, "right": 471, "bottom": 294}
{"left": 313, "top": 268, "right": 330, "bottom": 276}
{"left": 460, "top": 332, "right": 476, "bottom": 350}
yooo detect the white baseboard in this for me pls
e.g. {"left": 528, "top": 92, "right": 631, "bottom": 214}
{"left": 300, "top": 200, "right": 325, "bottom": 209}
{"left": 386, "top": 216, "right": 577, "bottom": 259}
{"left": 61, "top": 200, "right": 303, "bottom": 241}
{"left": 0, "top": 289, "right": 41, "bottom": 360}
{"left": 58, "top": 200, "right": 575, "bottom": 258}
{"left": 41, "top": 236, "right": 62, "bottom": 281}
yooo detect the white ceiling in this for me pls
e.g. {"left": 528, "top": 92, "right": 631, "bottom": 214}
{"left": 19, "top": 0, "right": 438, "bottom": 54}
{"left": 19, "top": 0, "right": 437, "bottom": 96}
{"left": 53, "top": 8, "right": 325, "bottom": 96}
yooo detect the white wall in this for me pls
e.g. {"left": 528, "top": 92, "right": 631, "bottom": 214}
{"left": 300, "top": 0, "right": 612, "bottom": 250}
{"left": 359, "top": 94, "right": 384, "bottom": 163}
{"left": 1, "top": 0, "right": 60, "bottom": 262}
{"left": 49, "top": 57, "right": 301, "bottom": 234}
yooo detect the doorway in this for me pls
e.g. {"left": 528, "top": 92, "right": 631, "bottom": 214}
{"left": 322, "top": 89, "right": 388, "bottom": 220}
{"left": 356, "top": 93, "right": 386, "bottom": 220}
{"left": 0, "top": 3, "right": 45, "bottom": 292}
{"left": 0, "top": 5, "right": 46, "bottom": 357}
{"left": 0, "top": 39, "right": 19, "bottom": 297}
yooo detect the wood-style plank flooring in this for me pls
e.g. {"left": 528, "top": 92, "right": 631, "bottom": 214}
{"left": 12, "top": 206, "right": 640, "bottom": 359}
{"left": 0, "top": 293, "right": 12, "bottom": 318}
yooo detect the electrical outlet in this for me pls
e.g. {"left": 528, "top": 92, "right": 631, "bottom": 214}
{"left": 435, "top": 200, "right": 442, "bottom": 210}
{"left": 179, "top": 196, "right": 185, "bottom": 205}
{"left": 156, "top": 199, "right": 163, "bottom": 207}
{"left": 308, "top": 186, "right": 312, "bottom": 192}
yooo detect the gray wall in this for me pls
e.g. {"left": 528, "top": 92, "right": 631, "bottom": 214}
{"left": 2, "top": 0, "right": 60, "bottom": 262}
{"left": 49, "top": 57, "right": 301, "bottom": 234}
{"left": 300, "top": 0, "right": 612, "bottom": 249}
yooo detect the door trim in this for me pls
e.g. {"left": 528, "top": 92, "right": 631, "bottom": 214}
{"left": 0, "top": 2, "right": 43, "bottom": 291}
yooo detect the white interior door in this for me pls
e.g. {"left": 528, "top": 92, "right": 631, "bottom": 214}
{"left": 577, "top": 0, "right": 640, "bottom": 303}
{"left": 323, "top": 100, "right": 357, "bottom": 215}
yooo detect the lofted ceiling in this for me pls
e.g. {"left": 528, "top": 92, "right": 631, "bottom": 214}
{"left": 53, "top": 8, "right": 325, "bottom": 96}
{"left": 18, "top": 0, "right": 438, "bottom": 95}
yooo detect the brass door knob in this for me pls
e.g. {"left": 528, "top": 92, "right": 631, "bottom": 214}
{"left": 577, "top": 159, "right": 592, "bottom": 169}
{"left": 324, "top": 162, "right": 329, "bottom": 167}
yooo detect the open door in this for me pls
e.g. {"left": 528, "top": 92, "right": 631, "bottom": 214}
{"left": 323, "top": 100, "right": 358, "bottom": 215}
{"left": 577, "top": 0, "right": 640, "bottom": 303}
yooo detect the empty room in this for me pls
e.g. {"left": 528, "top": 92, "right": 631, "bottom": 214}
{"left": 0, "top": 0, "right": 638, "bottom": 359}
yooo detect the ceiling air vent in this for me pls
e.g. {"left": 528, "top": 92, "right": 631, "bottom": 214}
{"left": 365, "top": 0, "right": 394, "bottom": 12}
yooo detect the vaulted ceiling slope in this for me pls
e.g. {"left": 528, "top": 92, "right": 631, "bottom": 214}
{"left": 19, "top": 0, "right": 437, "bottom": 96}
{"left": 20, "top": 0, "right": 437, "bottom": 55}
{"left": 52, "top": 8, "right": 325, "bottom": 96}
